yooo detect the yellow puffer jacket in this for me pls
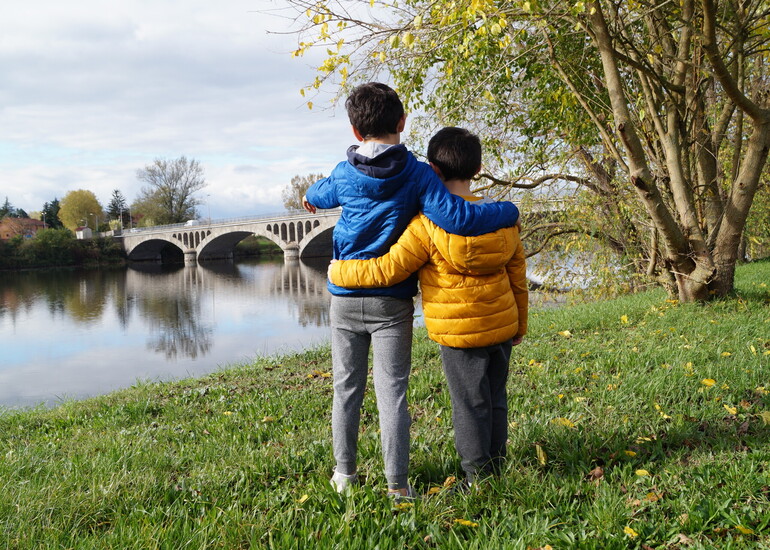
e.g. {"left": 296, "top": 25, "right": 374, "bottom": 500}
{"left": 329, "top": 212, "right": 528, "bottom": 348}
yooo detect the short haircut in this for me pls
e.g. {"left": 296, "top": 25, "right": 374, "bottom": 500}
{"left": 427, "top": 127, "right": 482, "bottom": 181}
{"left": 345, "top": 83, "right": 404, "bottom": 139}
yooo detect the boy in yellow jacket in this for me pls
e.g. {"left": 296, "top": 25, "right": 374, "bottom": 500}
{"left": 329, "top": 127, "right": 528, "bottom": 487}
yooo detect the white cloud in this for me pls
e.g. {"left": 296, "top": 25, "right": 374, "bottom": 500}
{"left": 0, "top": 0, "right": 352, "bottom": 217}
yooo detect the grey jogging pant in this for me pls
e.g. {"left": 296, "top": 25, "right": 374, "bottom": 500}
{"left": 330, "top": 295, "right": 414, "bottom": 490}
{"left": 439, "top": 340, "right": 513, "bottom": 482}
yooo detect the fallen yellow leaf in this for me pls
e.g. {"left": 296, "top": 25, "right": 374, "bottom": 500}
{"left": 558, "top": 330, "right": 572, "bottom": 338}
{"left": 551, "top": 417, "right": 576, "bottom": 428}
{"left": 623, "top": 526, "right": 639, "bottom": 538}
{"left": 454, "top": 519, "right": 479, "bottom": 528}
{"left": 735, "top": 525, "right": 754, "bottom": 535}
{"left": 701, "top": 378, "right": 716, "bottom": 387}
{"left": 620, "top": 315, "right": 629, "bottom": 324}
{"left": 724, "top": 404, "right": 738, "bottom": 415}
{"left": 536, "top": 444, "right": 547, "bottom": 466}
{"left": 758, "top": 411, "right": 770, "bottom": 425}
{"left": 635, "top": 469, "right": 650, "bottom": 476}
{"left": 297, "top": 494, "right": 309, "bottom": 504}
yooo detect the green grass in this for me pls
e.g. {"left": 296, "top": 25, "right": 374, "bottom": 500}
{"left": 2, "top": 261, "right": 769, "bottom": 549}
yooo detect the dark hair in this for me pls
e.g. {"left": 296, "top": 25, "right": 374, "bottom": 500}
{"left": 427, "top": 127, "right": 482, "bottom": 181}
{"left": 345, "top": 83, "right": 404, "bottom": 139}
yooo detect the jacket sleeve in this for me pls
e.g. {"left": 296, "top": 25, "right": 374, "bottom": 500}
{"left": 305, "top": 173, "right": 340, "bottom": 209}
{"left": 506, "top": 229, "right": 529, "bottom": 337}
{"left": 330, "top": 216, "right": 430, "bottom": 288}
{"left": 418, "top": 169, "right": 519, "bottom": 236}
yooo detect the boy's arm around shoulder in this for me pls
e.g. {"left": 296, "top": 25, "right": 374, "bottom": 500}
{"left": 417, "top": 167, "right": 519, "bottom": 236}
{"left": 506, "top": 227, "right": 528, "bottom": 338}
{"left": 329, "top": 216, "right": 431, "bottom": 288}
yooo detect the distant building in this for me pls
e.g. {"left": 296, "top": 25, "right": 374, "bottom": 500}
{"left": 75, "top": 227, "right": 93, "bottom": 240}
{"left": 0, "top": 217, "right": 46, "bottom": 241}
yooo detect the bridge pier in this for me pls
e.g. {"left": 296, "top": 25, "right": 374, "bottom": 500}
{"left": 284, "top": 244, "right": 299, "bottom": 261}
{"left": 184, "top": 249, "right": 197, "bottom": 264}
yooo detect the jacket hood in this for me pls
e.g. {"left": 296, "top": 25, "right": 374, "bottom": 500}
{"left": 345, "top": 144, "right": 411, "bottom": 200}
{"left": 424, "top": 218, "right": 517, "bottom": 276}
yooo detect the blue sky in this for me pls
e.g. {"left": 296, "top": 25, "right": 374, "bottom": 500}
{"left": 0, "top": 0, "right": 353, "bottom": 219}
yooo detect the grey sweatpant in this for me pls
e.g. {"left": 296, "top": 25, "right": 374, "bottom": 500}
{"left": 439, "top": 340, "right": 513, "bottom": 482}
{"left": 330, "top": 295, "right": 414, "bottom": 490}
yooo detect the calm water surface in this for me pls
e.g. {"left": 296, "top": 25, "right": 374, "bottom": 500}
{"left": 0, "top": 258, "right": 333, "bottom": 409}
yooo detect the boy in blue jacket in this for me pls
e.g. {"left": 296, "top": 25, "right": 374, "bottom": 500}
{"left": 303, "top": 82, "right": 519, "bottom": 498}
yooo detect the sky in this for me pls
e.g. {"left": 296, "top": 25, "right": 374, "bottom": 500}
{"left": 0, "top": 0, "right": 354, "bottom": 219}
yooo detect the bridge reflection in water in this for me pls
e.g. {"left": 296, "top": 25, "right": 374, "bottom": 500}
{"left": 125, "top": 257, "right": 331, "bottom": 360}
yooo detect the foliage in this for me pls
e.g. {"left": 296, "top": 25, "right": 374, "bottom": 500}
{"left": 282, "top": 173, "right": 324, "bottom": 210}
{"left": 41, "top": 198, "right": 64, "bottom": 229}
{"left": 0, "top": 196, "right": 27, "bottom": 219}
{"left": 0, "top": 229, "right": 125, "bottom": 269}
{"left": 288, "top": 0, "right": 770, "bottom": 302}
{"left": 106, "top": 189, "right": 130, "bottom": 227}
{"left": 58, "top": 190, "right": 105, "bottom": 231}
{"left": 1, "top": 261, "right": 769, "bottom": 547}
{"left": 133, "top": 156, "right": 205, "bottom": 226}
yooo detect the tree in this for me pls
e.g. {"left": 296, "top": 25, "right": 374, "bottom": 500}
{"left": 106, "top": 189, "right": 129, "bottom": 226}
{"left": 133, "top": 156, "right": 205, "bottom": 225}
{"left": 282, "top": 173, "right": 324, "bottom": 210}
{"left": 59, "top": 190, "right": 104, "bottom": 231}
{"left": 0, "top": 197, "right": 16, "bottom": 218}
{"left": 41, "top": 198, "right": 64, "bottom": 229}
{"left": 289, "top": 0, "right": 770, "bottom": 301}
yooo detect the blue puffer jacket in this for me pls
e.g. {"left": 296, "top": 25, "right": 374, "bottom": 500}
{"left": 306, "top": 144, "right": 520, "bottom": 298}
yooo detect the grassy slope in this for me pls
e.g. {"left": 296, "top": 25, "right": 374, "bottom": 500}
{"left": 1, "top": 261, "right": 769, "bottom": 549}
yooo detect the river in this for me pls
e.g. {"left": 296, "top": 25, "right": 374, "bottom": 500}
{"left": 0, "top": 258, "right": 333, "bottom": 409}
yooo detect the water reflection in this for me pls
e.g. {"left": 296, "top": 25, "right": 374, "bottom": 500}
{"left": 0, "top": 258, "right": 333, "bottom": 408}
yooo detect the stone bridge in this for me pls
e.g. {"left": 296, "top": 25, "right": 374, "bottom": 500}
{"left": 119, "top": 209, "right": 340, "bottom": 263}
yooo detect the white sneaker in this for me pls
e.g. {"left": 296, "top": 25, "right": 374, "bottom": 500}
{"left": 387, "top": 484, "right": 417, "bottom": 502}
{"left": 330, "top": 469, "right": 358, "bottom": 493}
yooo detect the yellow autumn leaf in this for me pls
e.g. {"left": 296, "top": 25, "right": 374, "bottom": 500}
{"left": 623, "top": 526, "right": 639, "bottom": 538}
{"left": 552, "top": 417, "right": 576, "bottom": 428}
{"left": 759, "top": 411, "right": 770, "bottom": 425}
{"left": 427, "top": 486, "right": 442, "bottom": 495}
{"left": 721, "top": 351, "right": 732, "bottom": 357}
{"left": 751, "top": 345, "right": 757, "bottom": 355}
{"left": 701, "top": 378, "right": 716, "bottom": 387}
{"left": 635, "top": 469, "right": 650, "bottom": 476}
{"left": 624, "top": 450, "right": 637, "bottom": 457}
{"left": 764, "top": 350, "right": 770, "bottom": 355}
{"left": 620, "top": 315, "right": 629, "bottom": 324}
{"left": 394, "top": 502, "right": 413, "bottom": 511}
{"left": 558, "top": 330, "right": 572, "bottom": 338}
{"left": 223, "top": 411, "right": 233, "bottom": 416}
{"left": 307, "top": 101, "right": 313, "bottom": 110}
{"left": 454, "top": 518, "right": 479, "bottom": 528}
{"left": 724, "top": 404, "right": 738, "bottom": 415}
{"left": 736, "top": 525, "right": 755, "bottom": 535}
{"left": 262, "top": 416, "right": 275, "bottom": 423}
{"left": 535, "top": 443, "right": 547, "bottom": 465}
{"left": 298, "top": 494, "right": 309, "bottom": 504}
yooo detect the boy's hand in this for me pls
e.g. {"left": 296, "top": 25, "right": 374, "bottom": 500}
{"left": 512, "top": 335, "right": 524, "bottom": 346}
{"left": 302, "top": 195, "right": 317, "bottom": 214}
{"left": 327, "top": 259, "right": 337, "bottom": 281}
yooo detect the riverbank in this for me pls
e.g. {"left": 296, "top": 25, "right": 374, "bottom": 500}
{"left": 2, "top": 260, "right": 769, "bottom": 548}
